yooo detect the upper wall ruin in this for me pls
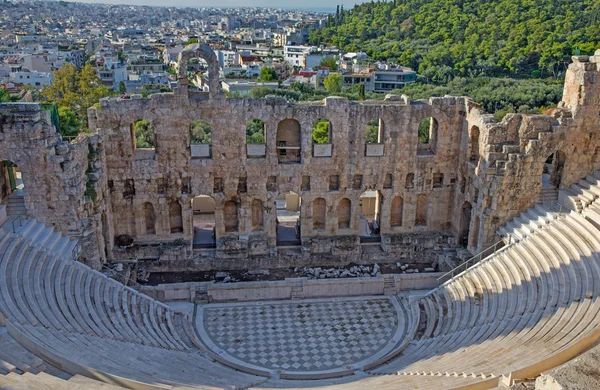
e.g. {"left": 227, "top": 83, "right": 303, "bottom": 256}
{"left": 2, "top": 48, "right": 600, "bottom": 272}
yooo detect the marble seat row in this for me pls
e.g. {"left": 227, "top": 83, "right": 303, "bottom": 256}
{"left": 0, "top": 219, "right": 267, "bottom": 389}
{"left": 499, "top": 170, "right": 600, "bottom": 241}
{"left": 361, "top": 212, "right": 600, "bottom": 389}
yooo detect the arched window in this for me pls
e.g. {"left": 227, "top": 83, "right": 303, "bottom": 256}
{"left": 338, "top": 198, "right": 351, "bottom": 229}
{"left": 390, "top": 196, "right": 403, "bottom": 227}
{"left": 383, "top": 173, "right": 393, "bottom": 189}
{"left": 251, "top": 199, "right": 264, "bottom": 231}
{"left": 246, "top": 119, "right": 265, "bottom": 143}
{"left": 132, "top": 119, "right": 154, "bottom": 149}
{"left": 312, "top": 118, "right": 331, "bottom": 144}
{"left": 415, "top": 194, "right": 428, "bottom": 226}
{"left": 223, "top": 200, "right": 239, "bottom": 232}
{"left": 469, "top": 126, "right": 480, "bottom": 161}
{"left": 190, "top": 119, "right": 212, "bottom": 158}
{"left": 143, "top": 202, "right": 156, "bottom": 234}
{"left": 366, "top": 118, "right": 382, "bottom": 143}
{"left": 312, "top": 118, "right": 332, "bottom": 157}
{"left": 312, "top": 198, "right": 326, "bottom": 230}
{"left": 277, "top": 119, "right": 301, "bottom": 163}
{"left": 365, "top": 118, "right": 384, "bottom": 156}
{"left": 169, "top": 201, "right": 183, "bottom": 233}
{"left": 405, "top": 173, "right": 414, "bottom": 189}
{"left": 417, "top": 117, "right": 438, "bottom": 155}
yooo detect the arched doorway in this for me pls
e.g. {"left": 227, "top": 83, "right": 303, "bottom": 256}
{"left": 543, "top": 151, "right": 566, "bottom": 189}
{"left": 191, "top": 195, "right": 216, "bottom": 248}
{"left": 458, "top": 202, "right": 472, "bottom": 246}
{"left": 2, "top": 160, "right": 26, "bottom": 217}
{"left": 276, "top": 191, "right": 301, "bottom": 246}
{"left": 359, "top": 190, "right": 382, "bottom": 242}
{"left": 276, "top": 119, "right": 301, "bottom": 164}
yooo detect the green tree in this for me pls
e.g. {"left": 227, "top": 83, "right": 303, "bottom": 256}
{"left": 249, "top": 86, "right": 274, "bottom": 98}
{"left": 57, "top": 106, "right": 81, "bottom": 138}
{"left": 418, "top": 118, "right": 431, "bottom": 144}
{"left": 134, "top": 120, "right": 155, "bottom": 148}
{"left": 323, "top": 73, "right": 343, "bottom": 93}
{"left": 358, "top": 83, "right": 366, "bottom": 101}
{"left": 41, "top": 63, "right": 111, "bottom": 130}
{"left": 187, "top": 37, "right": 199, "bottom": 45}
{"left": 190, "top": 119, "right": 211, "bottom": 144}
{"left": 319, "top": 57, "right": 338, "bottom": 70}
{"left": 246, "top": 119, "right": 265, "bottom": 143}
{"left": 312, "top": 119, "right": 331, "bottom": 144}
{"left": 118, "top": 81, "right": 126, "bottom": 94}
{"left": 259, "top": 67, "right": 278, "bottom": 81}
{"left": 366, "top": 118, "right": 379, "bottom": 143}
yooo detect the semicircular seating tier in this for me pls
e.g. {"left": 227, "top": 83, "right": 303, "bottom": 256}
{"left": 1, "top": 172, "right": 600, "bottom": 389}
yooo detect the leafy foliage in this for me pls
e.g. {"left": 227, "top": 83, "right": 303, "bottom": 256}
{"left": 323, "top": 73, "right": 343, "bottom": 93}
{"left": 418, "top": 117, "right": 432, "bottom": 144}
{"left": 246, "top": 119, "right": 265, "bottom": 143}
{"left": 259, "top": 67, "right": 278, "bottom": 81}
{"left": 134, "top": 119, "right": 155, "bottom": 148}
{"left": 190, "top": 119, "right": 211, "bottom": 144}
{"left": 57, "top": 106, "right": 81, "bottom": 138}
{"left": 366, "top": 118, "right": 380, "bottom": 143}
{"left": 41, "top": 63, "right": 111, "bottom": 131}
{"left": 319, "top": 57, "right": 338, "bottom": 70}
{"left": 312, "top": 0, "right": 600, "bottom": 78}
{"left": 312, "top": 119, "right": 331, "bottom": 144}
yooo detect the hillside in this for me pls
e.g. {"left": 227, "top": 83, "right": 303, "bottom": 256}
{"left": 310, "top": 0, "right": 600, "bottom": 81}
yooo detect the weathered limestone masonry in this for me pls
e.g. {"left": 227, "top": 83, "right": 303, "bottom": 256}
{"left": 0, "top": 103, "right": 103, "bottom": 267}
{"left": 80, "top": 46, "right": 600, "bottom": 273}
{"left": 463, "top": 52, "right": 600, "bottom": 247}
{"left": 3, "top": 46, "right": 600, "bottom": 273}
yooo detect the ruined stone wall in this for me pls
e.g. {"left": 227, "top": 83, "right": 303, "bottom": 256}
{"left": 460, "top": 53, "right": 600, "bottom": 249}
{"left": 5, "top": 47, "right": 600, "bottom": 273}
{"left": 0, "top": 103, "right": 105, "bottom": 267}
{"left": 89, "top": 89, "right": 469, "bottom": 268}
{"left": 87, "top": 47, "right": 600, "bottom": 272}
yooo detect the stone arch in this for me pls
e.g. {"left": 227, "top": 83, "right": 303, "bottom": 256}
{"left": 469, "top": 125, "right": 480, "bottom": 161}
{"left": 251, "top": 199, "right": 264, "bottom": 231}
{"left": 143, "top": 202, "right": 156, "bottom": 235}
{"left": 312, "top": 197, "right": 326, "bottom": 231}
{"left": 169, "top": 201, "right": 183, "bottom": 233}
{"left": 542, "top": 150, "right": 566, "bottom": 190}
{"left": 338, "top": 198, "right": 351, "bottom": 229}
{"left": 191, "top": 195, "right": 216, "bottom": 248}
{"left": 405, "top": 173, "right": 414, "bottom": 189}
{"left": 415, "top": 194, "right": 428, "bottom": 226}
{"left": 470, "top": 215, "right": 480, "bottom": 248}
{"left": 223, "top": 200, "right": 239, "bottom": 232}
{"left": 277, "top": 118, "right": 301, "bottom": 164}
{"left": 458, "top": 201, "right": 472, "bottom": 246}
{"left": 390, "top": 196, "right": 403, "bottom": 227}
{"left": 176, "top": 43, "right": 220, "bottom": 97}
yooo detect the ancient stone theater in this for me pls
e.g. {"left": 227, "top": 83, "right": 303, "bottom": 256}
{"left": 1, "top": 45, "right": 600, "bottom": 389}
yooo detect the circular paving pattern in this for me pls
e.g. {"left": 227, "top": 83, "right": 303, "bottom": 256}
{"left": 198, "top": 297, "right": 400, "bottom": 373}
